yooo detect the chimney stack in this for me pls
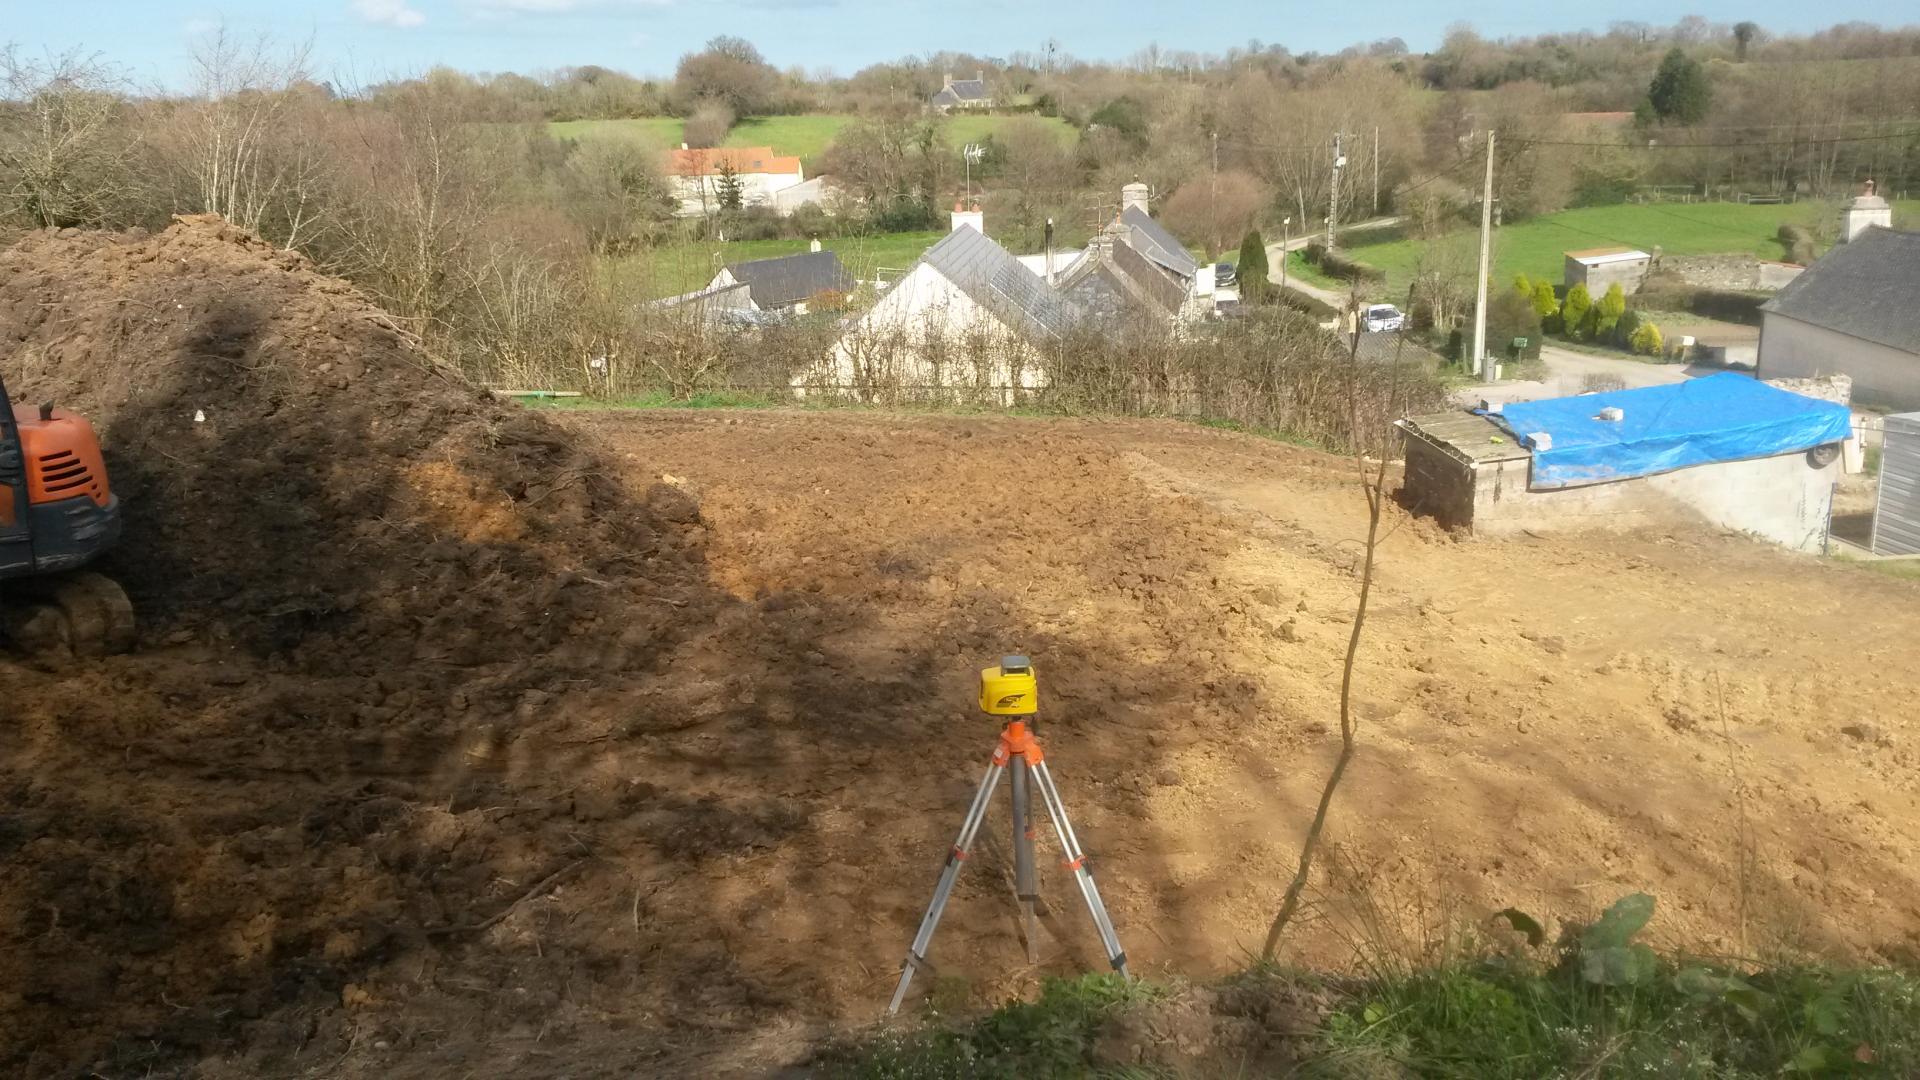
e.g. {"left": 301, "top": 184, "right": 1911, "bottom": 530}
{"left": 809, "top": 238, "right": 822, "bottom": 253}
{"left": 951, "top": 201, "right": 983, "bottom": 234}
{"left": 1842, "top": 178, "right": 1893, "bottom": 242}
{"left": 1121, "top": 182, "right": 1151, "bottom": 217}
{"left": 943, "top": 72, "right": 953, "bottom": 90}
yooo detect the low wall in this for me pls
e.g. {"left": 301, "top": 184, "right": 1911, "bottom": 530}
{"left": 1658, "top": 255, "right": 1804, "bottom": 292}
{"left": 1471, "top": 449, "right": 1839, "bottom": 552}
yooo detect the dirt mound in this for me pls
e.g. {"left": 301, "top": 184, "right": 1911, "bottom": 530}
{"left": 0, "top": 214, "right": 698, "bottom": 663}
{"left": 0, "top": 218, "right": 718, "bottom": 1073}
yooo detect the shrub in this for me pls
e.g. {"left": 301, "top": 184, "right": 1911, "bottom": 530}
{"left": 1303, "top": 241, "right": 1383, "bottom": 282}
{"left": 1595, "top": 282, "right": 1627, "bottom": 343}
{"left": 1629, "top": 320, "right": 1664, "bottom": 355}
{"left": 1238, "top": 230, "right": 1270, "bottom": 304}
{"left": 1560, "top": 282, "right": 1592, "bottom": 340}
{"left": 1488, "top": 281, "right": 1544, "bottom": 361}
{"left": 1778, "top": 222, "right": 1816, "bottom": 265}
{"left": 1531, "top": 279, "right": 1561, "bottom": 334}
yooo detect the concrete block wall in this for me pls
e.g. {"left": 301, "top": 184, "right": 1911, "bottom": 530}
{"left": 1471, "top": 450, "right": 1839, "bottom": 552}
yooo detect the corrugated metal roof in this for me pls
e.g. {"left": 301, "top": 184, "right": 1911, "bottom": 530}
{"left": 1566, "top": 247, "right": 1650, "bottom": 265}
{"left": 1872, "top": 411, "right": 1920, "bottom": 555}
{"left": 1761, "top": 227, "right": 1920, "bottom": 356}
{"left": 1399, "top": 411, "right": 1530, "bottom": 464}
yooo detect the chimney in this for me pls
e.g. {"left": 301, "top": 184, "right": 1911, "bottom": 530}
{"left": 1842, "top": 178, "right": 1893, "bottom": 242}
{"left": 1044, "top": 217, "right": 1056, "bottom": 285}
{"left": 1121, "top": 181, "right": 1151, "bottom": 217}
{"left": 951, "top": 200, "right": 983, "bottom": 234}
{"left": 943, "top": 72, "right": 953, "bottom": 90}
{"left": 976, "top": 70, "right": 984, "bottom": 84}
{"left": 809, "top": 238, "right": 822, "bottom": 253}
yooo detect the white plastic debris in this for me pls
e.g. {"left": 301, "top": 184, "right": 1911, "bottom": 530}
{"left": 1598, "top": 407, "right": 1624, "bottom": 422}
{"left": 1528, "top": 432, "right": 1553, "bottom": 451}
{"left": 193, "top": 409, "right": 207, "bottom": 423}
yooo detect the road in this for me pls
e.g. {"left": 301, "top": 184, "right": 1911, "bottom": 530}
{"left": 1264, "top": 216, "right": 1403, "bottom": 310}
{"left": 1459, "top": 344, "right": 1700, "bottom": 406}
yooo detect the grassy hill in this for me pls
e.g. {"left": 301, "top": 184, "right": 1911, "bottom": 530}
{"left": 548, "top": 113, "right": 1076, "bottom": 161}
{"left": 1328, "top": 200, "right": 1920, "bottom": 300}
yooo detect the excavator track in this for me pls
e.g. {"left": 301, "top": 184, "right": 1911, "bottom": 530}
{"left": 2, "top": 571, "right": 136, "bottom": 658}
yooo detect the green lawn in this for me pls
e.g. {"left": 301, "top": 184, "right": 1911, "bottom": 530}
{"left": 547, "top": 113, "right": 1077, "bottom": 160}
{"left": 613, "top": 230, "right": 947, "bottom": 299}
{"left": 1338, "top": 200, "right": 1920, "bottom": 301}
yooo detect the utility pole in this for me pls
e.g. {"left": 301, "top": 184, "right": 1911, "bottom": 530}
{"left": 1327, "top": 132, "right": 1344, "bottom": 249}
{"left": 1372, "top": 126, "right": 1380, "bottom": 216}
{"left": 1471, "top": 129, "right": 1496, "bottom": 382}
{"left": 1210, "top": 130, "right": 1219, "bottom": 256}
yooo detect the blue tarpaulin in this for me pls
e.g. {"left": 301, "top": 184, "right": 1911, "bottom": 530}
{"left": 1494, "top": 373, "right": 1853, "bottom": 489}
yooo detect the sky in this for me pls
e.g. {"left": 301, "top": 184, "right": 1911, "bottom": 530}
{"left": 3, "top": 0, "right": 1909, "bottom": 89}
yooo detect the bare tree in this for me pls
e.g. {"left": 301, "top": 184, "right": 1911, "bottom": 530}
{"left": 176, "top": 28, "right": 329, "bottom": 247}
{"left": 0, "top": 47, "right": 136, "bottom": 228}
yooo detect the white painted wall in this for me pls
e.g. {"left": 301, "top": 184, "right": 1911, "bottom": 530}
{"left": 671, "top": 170, "right": 807, "bottom": 217}
{"left": 1759, "top": 313, "right": 1920, "bottom": 411}
{"left": 800, "top": 263, "right": 1045, "bottom": 399}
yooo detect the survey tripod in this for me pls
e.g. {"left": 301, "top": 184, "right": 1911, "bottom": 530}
{"left": 887, "top": 656, "right": 1130, "bottom": 1015}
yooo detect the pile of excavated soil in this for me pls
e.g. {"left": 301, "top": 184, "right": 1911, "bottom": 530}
{"left": 0, "top": 215, "right": 703, "bottom": 664}
{"left": 0, "top": 218, "right": 722, "bottom": 1073}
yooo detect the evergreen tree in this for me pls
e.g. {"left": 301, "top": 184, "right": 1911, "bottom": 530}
{"left": 1647, "top": 48, "right": 1713, "bottom": 125}
{"left": 1238, "top": 230, "right": 1269, "bottom": 304}
{"left": 1561, "top": 282, "right": 1592, "bottom": 340}
{"left": 714, "top": 160, "right": 745, "bottom": 211}
{"left": 1531, "top": 279, "right": 1561, "bottom": 334}
{"left": 1594, "top": 282, "right": 1627, "bottom": 342}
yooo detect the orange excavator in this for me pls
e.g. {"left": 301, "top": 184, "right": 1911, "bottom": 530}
{"left": 0, "top": 369, "right": 134, "bottom": 656}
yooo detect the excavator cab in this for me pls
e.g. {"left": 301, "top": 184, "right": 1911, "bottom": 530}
{"left": 0, "top": 371, "right": 134, "bottom": 655}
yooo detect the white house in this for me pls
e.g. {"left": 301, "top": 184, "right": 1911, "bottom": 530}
{"left": 801, "top": 216, "right": 1072, "bottom": 400}
{"left": 667, "top": 146, "right": 806, "bottom": 217}
{"left": 1758, "top": 217, "right": 1920, "bottom": 411}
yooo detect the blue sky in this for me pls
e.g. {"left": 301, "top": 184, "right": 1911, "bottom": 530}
{"left": 4, "top": 0, "right": 1905, "bottom": 89}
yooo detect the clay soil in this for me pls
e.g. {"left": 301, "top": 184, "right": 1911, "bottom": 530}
{"left": 5, "top": 221, "right": 1920, "bottom": 1077}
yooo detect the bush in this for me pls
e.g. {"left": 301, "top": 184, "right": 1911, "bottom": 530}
{"left": 1629, "top": 320, "right": 1664, "bottom": 355}
{"left": 1594, "top": 282, "right": 1627, "bottom": 343}
{"left": 1238, "top": 230, "right": 1269, "bottom": 304}
{"left": 1488, "top": 282, "right": 1544, "bottom": 360}
{"left": 1277, "top": 285, "right": 1335, "bottom": 320}
{"left": 1560, "top": 282, "right": 1592, "bottom": 341}
{"left": 1778, "top": 223, "right": 1816, "bottom": 265}
{"left": 1530, "top": 278, "right": 1562, "bottom": 334}
{"left": 1303, "top": 241, "right": 1383, "bottom": 283}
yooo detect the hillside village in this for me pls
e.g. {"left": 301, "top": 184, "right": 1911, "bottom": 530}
{"left": 5, "top": 13, "right": 1920, "bottom": 1077}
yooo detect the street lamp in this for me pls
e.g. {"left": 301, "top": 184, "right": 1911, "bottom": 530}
{"left": 1280, "top": 216, "right": 1291, "bottom": 298}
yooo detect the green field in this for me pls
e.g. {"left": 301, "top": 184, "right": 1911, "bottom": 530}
{"left": 1337, "top": 200, "right": 1920, "bottom": 300}
{"left": 616, "top": 230, "right": 947, "bottom": 298}
{"left": 548, "top": 113, "right": 1076, "bottom": 160}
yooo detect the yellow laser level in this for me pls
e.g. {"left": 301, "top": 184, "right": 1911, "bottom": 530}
{"left": 979, "top": 655, "right": 1037, "bottom": 716}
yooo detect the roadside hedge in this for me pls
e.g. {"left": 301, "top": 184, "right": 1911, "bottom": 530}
{"left": 1303, "top": 241, "right": 1384, "bottom": 282}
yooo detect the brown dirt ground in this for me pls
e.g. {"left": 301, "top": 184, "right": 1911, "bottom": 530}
{"left": 4, "top": 222, "right": 1920, "bottom": 1077}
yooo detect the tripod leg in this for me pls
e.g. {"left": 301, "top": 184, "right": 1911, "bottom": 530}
{"left": 887, "top": 760, "right": 1006, "bottom": 1015}
{"left": 1010, "top": 755, "right": 1039, "bottom": 963}
{"left": 1031, "top": 760, "right": 1130, "bottom": 980}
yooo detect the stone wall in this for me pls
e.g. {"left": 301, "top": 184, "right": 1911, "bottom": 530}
{"left": 1656, "top": 254, "right": 1804, "bottom": 292}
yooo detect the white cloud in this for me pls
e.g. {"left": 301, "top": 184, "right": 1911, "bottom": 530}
{"left": 466, "top": 0, "right": 670, "bottom": 14}
{"left": 353, "top": 0, "right": 428, "bottom": 27}
{"left": 183, "top": 16, "right": 222, "bottom": 37}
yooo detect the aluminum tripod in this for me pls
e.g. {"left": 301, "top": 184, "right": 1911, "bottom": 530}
{"left": 887, "top": 713, "right": 1129, "bottom": 1015}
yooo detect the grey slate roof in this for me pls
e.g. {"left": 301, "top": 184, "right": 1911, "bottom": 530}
{"left": 920, "top": 226, "right": 1076, "bottom": 340}
{"left": 1120, "top": 205, "right": 1199, "bottom": 279}
{"left": 1760, "top": 227, "right": 1920, "bottom": 356}
{"left": 726, "top": 250, "right": 854, "bottom": 309}
{"left": 931, "top": 79, "right": 988, "bottom": 106}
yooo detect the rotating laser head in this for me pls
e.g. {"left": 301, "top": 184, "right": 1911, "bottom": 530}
{"left": 980, "top": 655, "right": 1037, "bottom": 717}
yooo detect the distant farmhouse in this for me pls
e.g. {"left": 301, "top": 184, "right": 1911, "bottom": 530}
{"left": 1759, "top": 191, "right": 1918, "bottom": 410}
{"left": 930, "top": 71, "right": 991, "bottom": 111}
{"left": 708, "top": 249, "right": 853, "bottom": 316}
{"left": 1058, "top": 183, "right": 1215, "bottom": 327}
{"left": 667, "top": 145, "right": 805, "bottom": 216}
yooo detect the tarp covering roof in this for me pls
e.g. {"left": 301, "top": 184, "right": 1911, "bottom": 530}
{"left": 1494, "top": 373, "right": 1853, "bottom": 489}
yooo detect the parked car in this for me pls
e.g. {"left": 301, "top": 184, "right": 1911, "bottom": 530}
{"left": 1362, "top": 304, "right": 1405, "bottom": 333}
{"left": 1214, "top": 261, "right": 1237, "bottom": 288}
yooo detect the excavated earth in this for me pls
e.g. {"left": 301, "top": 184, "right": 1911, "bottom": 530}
{"left": 3, "top": 219, "right": 1920, "bottom": 1077}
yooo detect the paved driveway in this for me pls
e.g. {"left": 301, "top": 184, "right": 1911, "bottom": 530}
{"left": 1458, "top": 345, "right": 1706, "bottom": 406}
